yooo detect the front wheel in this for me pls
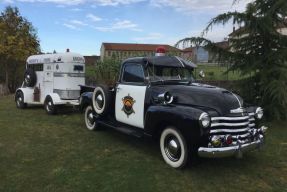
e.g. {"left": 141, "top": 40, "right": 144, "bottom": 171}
{"left": 84, "top": 106, "right": 100, "bottom": 131}
{"left": 160, "top": 127, "right": 188, "bottom": 169}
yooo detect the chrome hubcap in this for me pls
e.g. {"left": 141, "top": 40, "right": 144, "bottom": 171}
{"left": 164, "top": 135, "right": 181, "bottom": 162}
{"left": 86, "top": 110, "right": 95, "bottom": 127}
{"left": 25, "top": 75, "right": 31, "bottom": 84}
{"left": 46, "top": 101, "right": 52, "bottom": 111}
{"left": 95, "top": 94, "right": 104, "bottom": 109}
{"left": 88, "top": 112, "right": 94, "bottom": 123}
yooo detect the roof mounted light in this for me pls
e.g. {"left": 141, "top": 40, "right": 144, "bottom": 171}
{"left": 155, "top": 46, "right": 166, "bottom": 56}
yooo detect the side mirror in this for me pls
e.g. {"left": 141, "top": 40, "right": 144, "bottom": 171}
{"left": 199, "top": 70, "right": 205, "bottom": 78}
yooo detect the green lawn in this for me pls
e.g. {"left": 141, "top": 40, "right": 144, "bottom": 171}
{"left": 0, "top": 95, "right": 286, "bottom": 192}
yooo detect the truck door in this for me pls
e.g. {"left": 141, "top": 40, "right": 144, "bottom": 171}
{"left": 115, "top": 63, "right": 147, "bottom": 128}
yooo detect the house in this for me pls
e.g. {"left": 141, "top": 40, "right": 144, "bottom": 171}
{"left": 84, "top": 56, "right": 100, "bottom": 66}
{"left": 100, "top": 43, "right": 182, "bottom": 61}
{"left": 182, "top": 41, "right": 229, "bottom": 63}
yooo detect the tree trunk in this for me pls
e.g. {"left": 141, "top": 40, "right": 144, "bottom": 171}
{"left": 4, "top": 65, "right": 10, "bottom": 95}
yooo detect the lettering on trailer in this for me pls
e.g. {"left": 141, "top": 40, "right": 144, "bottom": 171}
{"left": 44, "top": 58, "right": 51, "bottom": 63}
{"left": 28, "top": 59, "right": 39, "bottom": 64}
{"left": 73, "top": 57, "right": 84, "bottom": 62}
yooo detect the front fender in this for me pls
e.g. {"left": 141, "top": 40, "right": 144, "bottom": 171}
{"left": 144, "top": 105, "right": 205, "bottom": 144}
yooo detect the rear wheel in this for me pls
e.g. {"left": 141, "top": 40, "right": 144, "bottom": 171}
{"left": 84, "top": 106, "right": 100, "bottom": 131}
{"left": 160, "top": 127, "right": 188, "bottom": 169}
{"left": 44, "top": 96, "right": 57, "bottom": 115}
{"left": 15, "top": 91, "right": 27, "bottom": 109}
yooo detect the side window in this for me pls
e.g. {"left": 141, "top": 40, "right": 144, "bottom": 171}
{"left": 122, "top": 64, "right": 145, "bottom": 83}
{"left": 27, "top": 64, "right": 43, "bottom": 71}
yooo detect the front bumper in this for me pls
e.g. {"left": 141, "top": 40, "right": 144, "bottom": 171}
{"left": 198, "top": 127, "right": 267, "bottom": 158}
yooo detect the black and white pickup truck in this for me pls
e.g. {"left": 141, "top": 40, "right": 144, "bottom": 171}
{"left": 80, "top": 55, "right": 268, "bottom": 169}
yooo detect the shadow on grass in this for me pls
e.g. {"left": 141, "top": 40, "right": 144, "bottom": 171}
{"left": 95, "top": 124, "right": 263, "bottom": 171}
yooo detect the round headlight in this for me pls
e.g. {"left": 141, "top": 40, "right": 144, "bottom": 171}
{"left": 255, "top": 107, "right": 263, "bottom": 119}
{"left": 199, "top": 112, "right": 211, "bottom": 128}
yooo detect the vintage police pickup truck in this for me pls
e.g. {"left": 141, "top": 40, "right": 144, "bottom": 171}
{"left": 80, "top": 55, "right": 268, "bottom": 169}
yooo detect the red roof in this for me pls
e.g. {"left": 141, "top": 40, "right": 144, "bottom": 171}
{"left": 102, "top": 43, "right": 181, "bottom": 52}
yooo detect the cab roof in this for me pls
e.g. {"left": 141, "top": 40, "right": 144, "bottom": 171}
{"left": 27, "top": 52, "right": 85, "bottom": 65}
{"left": 124, "top": 56, "right": 197, "bottom": 69}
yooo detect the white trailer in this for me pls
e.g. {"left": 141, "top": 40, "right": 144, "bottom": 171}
{"left": 15, "top": 51, "right": 85, "bottom": 114}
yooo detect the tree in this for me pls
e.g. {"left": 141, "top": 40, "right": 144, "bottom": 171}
{"left": 176, "top": 0, "right": 287, "bottom": 120}
{"left": 0, "top": 6, "right": 40, "bottom": 93}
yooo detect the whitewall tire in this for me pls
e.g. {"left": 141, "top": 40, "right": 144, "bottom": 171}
{"left": 92, "top": 85, "right": 111, "bottom": 116}
{"left": 160, "top": 127, "right": 188, "bottom": 169}
{"left": 85, "top": 106, "right": 99, "bottom": 131}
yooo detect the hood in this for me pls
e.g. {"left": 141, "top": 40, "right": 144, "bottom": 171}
{"left": 151, "top": 83, "right": 242, "bottom": 116}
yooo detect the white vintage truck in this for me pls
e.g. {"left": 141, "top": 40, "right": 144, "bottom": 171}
{"left": 15, "top": 51, "right": 85, "bottom": 114}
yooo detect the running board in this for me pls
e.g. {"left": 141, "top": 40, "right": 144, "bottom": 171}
{"left": 98, "top": 120, "right": 144, "bottom": 138}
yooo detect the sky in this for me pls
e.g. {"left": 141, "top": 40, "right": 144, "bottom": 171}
{"left": 0, "top": 0, "right": 251, "bottom": 56}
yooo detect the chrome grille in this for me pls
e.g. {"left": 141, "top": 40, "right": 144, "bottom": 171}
{"left": 210, "top": 112, "right": 256, "bottom": 142}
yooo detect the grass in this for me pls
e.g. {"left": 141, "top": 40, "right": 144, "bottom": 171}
{"left": 0, "top": 95, "right": 287, "bottom": 192}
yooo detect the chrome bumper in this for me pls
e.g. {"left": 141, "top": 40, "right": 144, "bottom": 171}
{"left": 198, "top": 134, "right": 265, "bottom": 158}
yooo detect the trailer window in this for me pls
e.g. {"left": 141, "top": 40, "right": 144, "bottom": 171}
{"left": 74, "top": 65, "right": 84, "bottom": 72}
{"left": 27, "top": 64, "right": 43, "bottom": 71}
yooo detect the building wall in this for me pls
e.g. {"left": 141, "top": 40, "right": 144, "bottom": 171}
{"left": 101, "top": 47, "right": 181, "bottom": 61}
{"left": 195, "top": 47, "right": 209, "bottom": 63}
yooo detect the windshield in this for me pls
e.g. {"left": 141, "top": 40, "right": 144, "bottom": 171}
{"left": 147, "top": 66, "right": 195, "bottom": 83}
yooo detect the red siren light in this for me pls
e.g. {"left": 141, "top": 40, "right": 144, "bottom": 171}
{"left": 155, "top": 46, "right": 166, "bottom": 56}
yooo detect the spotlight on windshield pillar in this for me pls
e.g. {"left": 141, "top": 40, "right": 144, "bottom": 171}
{"left": 155, "top": 46, "right": 166, "bottom": 56}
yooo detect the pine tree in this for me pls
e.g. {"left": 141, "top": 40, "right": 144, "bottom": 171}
{"left": 177, "top": 0, "right": 287, "bottom": 120}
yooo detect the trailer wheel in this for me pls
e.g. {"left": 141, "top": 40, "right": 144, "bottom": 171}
{"left": 24, "top": 68, "right": 37, "bottom": 87}
{"left": 44, "top": 96, "right": 57, "bottom": 115}
{"left": 15, "top": 91, "right": 27, "bottom": 109}
{"left": 92, "top": 85, "right": 111, "bottom": 116}
{"left": 160, "top": 126, "right": 188, "bottom": 169}
{"left": 85, "top": 106, "right": 100, "bottom": 131}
